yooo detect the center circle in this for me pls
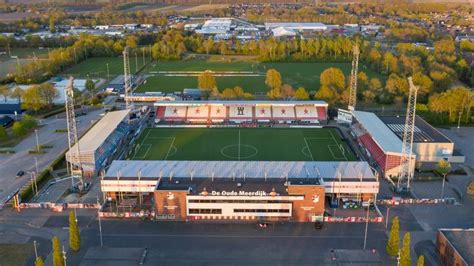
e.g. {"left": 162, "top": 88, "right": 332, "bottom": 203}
{"left": 221, "top": 144, "right": 258, "bottom": 159}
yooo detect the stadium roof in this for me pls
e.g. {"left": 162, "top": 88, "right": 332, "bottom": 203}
{"left": 352, "top": 111, "right": 402, "bottom": 154}
{"left": 154, "top": 100, "right": 328, "bottom": 106}
{"left": 68, "top": 110, "right": 129, "bottom": 154}
{"left": 264, "top": 22, "right": 327, "bottom": 30}
{"left": 104, "top": 160, "right": 377, "bottom": 182}
{"left": 272, "top": 27, "right": 297, "bottom": 37}
{"left": 379, "top": 115, "right": 452, "bottom": 143}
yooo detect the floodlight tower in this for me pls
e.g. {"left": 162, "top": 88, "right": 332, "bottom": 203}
{"left": 397, "top": 77, "right": 418, "bottom": 191}
{"left": 348, "top": 45, "right": 360, "bottom": 111}
{"left": 65, "top": 77, "right": 83, "bottom": 188}
{"left": 123, "top": 46, "right": 133, "bottom": 110}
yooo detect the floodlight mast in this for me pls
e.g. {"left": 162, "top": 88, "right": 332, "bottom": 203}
{"left": 348, "top": 45, "right": 360, "bottom": 111}
{"left": 65, "top": 76, "right": 84, "bottom": 188}
{"left": 397, "top": 77, "right": 418, "bottom": 191}
{"left": 123, "top": 47, "right": 133, "bottom": 112}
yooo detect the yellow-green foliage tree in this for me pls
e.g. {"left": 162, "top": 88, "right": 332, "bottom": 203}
{"left": 417, "top": 255, "right": 424, "bottom": 266}
{"left": 52, "top": 236, "right": 64, "bottom": 266}
{"left": 386, "top": 216, "right": 400, "bottom": 257}
{"left": 265, "top": 69, "right": 282, "bottom": 91}
{"left": 35, "top": 256, "right": 44, "bottom": 266}
{"left": 69, "top": 211, "right": 81, "bottom": 251}
{"left": 400, "top": 232, "right": 411, "bottom": 266}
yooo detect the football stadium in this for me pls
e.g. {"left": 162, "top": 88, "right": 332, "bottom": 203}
{"left": 97, "top": 100, "right": 382, "bottom": 223}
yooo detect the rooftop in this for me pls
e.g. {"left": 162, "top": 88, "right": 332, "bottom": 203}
{"left": 104, "top": 160, "right": 377, "bottom": 182}
{"left": 352, "top": 111, "right": 403, "bottom": 154}
{"left": 439, "top": 228, "right": 474, "bottom": 265}
{"left": 154, "top": 100, "right": 328, "bottom": 106}
{"left": 68, "top": 110, "right": 129, "bottom": 154}
{"left": 379, "top": 115, "right": 452, "bottom": 143}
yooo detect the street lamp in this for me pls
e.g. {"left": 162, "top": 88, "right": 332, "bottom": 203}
{"left": 33, "top": 240, "right": 38, "bottom": 259}
{"left": 106, "top": 63, "right": 110, "bottom": 79}
{"left": 363, "top": 199, "right": 371, "bottom": 250}
{"left": 62, "top": 246, "right": 67, "bottom": 266}
{"left": 34, "top": 157, "right": 39, "bottom": 174}
{"left": 97, "top": 197, "right": 103, "bottom": 247}
{"left": 34, "top": 129, "right": 39, "bottom": 153}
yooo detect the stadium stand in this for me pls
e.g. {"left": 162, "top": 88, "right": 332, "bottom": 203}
{"left": 228, "top": 105, "right": 253, "bottom": 122}
{"left": 209, "top": 104, "right": 227, "bottom": 122}
{"left": 155, "top": 100, "right": 329, "bottom": 125}
{"left": 187, "top": 105, "right": 209, "bottom": 122}
{"left": 66, "top": 110, "right": 131, "bottom": 177}
{"left": 295, "top": 106, "right": 318, "bottom": 122}
{"left": 255, "top": 105, "right": 272, "bottom": 122}
{"left": 272, "top": 105, "right": 296, "bottom": 122}
{"left": 163, "top": 106, "right": 187, "bottom": 122}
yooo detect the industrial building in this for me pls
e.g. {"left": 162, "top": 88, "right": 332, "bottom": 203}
{"left": 101, "top": 160, "right": 379, "bottom": 222}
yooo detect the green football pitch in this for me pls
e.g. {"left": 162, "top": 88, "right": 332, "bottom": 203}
{"left": 131, "top": 128, "right": 357, "bottom": 161}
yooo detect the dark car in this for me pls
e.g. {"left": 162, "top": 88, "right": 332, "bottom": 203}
{"left": 315, "top": 221, "right": 324, "bottom": 229}
{"left": 0, "top": 116, "right": 14, "bottom": 128}
{"left": 16, "top": 171, "right": 25, "bottom": 178}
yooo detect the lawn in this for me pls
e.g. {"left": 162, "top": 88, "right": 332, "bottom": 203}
{"left": 0, "top": 48, "right": 49, "bottom": 60}
{"left": 136, "top": 75, "right": 265, "bottom": 93}
{"left": 131, "top": 128, "right": 357, "bottom": 161}
{"left": 140, "top": 59, "right": 385, "bottom": 94}
{"left": 63, "top": 57, "right": 127, "bottom": 77}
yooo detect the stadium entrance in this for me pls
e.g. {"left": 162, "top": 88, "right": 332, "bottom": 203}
{"left": 154, "top": 178, "right": 325, "bottom": 222}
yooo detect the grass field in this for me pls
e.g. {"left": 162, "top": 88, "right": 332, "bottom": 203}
{"left": 138, "top": 59, "right": 385, "bottom": 94}
{"left": 63, "top": 57, "right": 145, "bottom": 77}
{"left": 132, "top": 128, "right": 357, "bottom": 162}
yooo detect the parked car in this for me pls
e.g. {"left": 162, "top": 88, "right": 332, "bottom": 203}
{"left": 16, "top": 171, "right": 25, "bottom": 178}
{"left": 315, "top": 221, "right": 324, "bottom": 229}
{"left": 0, "top": 116, "right": 14, "bottom": 128}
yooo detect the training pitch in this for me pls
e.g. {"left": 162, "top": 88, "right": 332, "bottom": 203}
{"left": 131, "top": 128, "right": 357, "bottom": 161}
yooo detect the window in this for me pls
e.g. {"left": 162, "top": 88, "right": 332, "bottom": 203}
{"left": 188, "top": 209, "right": 222, "bottom": 214}
{"left": 188, "top": 199, "right": 291, "bottom": 204}
{"left": 234, "top": 209, "right": 290, "bottom": 213}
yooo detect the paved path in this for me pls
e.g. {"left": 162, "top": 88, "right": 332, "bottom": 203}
{"left": 0, "top": 109, "right": 104, "bottom": 206}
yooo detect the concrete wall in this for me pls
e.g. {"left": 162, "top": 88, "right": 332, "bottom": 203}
{"left": 415, "top": 142, "right": 454, "bottom": 161}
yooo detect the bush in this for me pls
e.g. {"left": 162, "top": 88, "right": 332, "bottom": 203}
{"left": 12, "top": 122, "right": 27, "bottom": 137}
{"left": 89, "top": 96, "right": 102, "bottom": 105}
{"left": 22, "top": 114, "right": 38, "bottom": 130}
{"left": 0, "top": 126, "right": 7, "bottom": 140}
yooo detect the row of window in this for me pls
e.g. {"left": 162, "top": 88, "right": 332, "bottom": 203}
{"left": 188, "top": 199, "right": 290, "bottom": 204}
{"left": 234, "top": 209, "right": 290, "bottom": 213}
{"left": 189, "top": 209, "right": 222, "bottom": 214}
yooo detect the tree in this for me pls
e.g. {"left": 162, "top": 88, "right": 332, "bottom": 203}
{"left": 85, "top": 78, "right": 95, "bottom": 92}
{"left": 363, "top": 90, "right": 376, "bottom": 103}
{"left": 49, "top": 18, "right": 56, "bottom": 33}
{"left": 125, "top": 35, "right": 137, "bottom": 49}
{"left": 35, "top": 256, "right": 44, "bottom": 266}
{"left": 39, "top": 83, "right": 58, "bottom": 108}
{"left": 10, "top": 87, "right": 24, "bottom": 102}
{"left": 417, "top": 255, "right": 424, "bottom": 266}
{"left": 281, "top": 84, "right": 295, "bottom": 99}
{"left": 69, "top": 210, "right": 81, "bottom": 251}
{"left": 22, "top": 86, "right": 44, "bottom": 111}
{"left": 221, "top": 88, "right": 237, "bottom": 99}
{"left": 315, "top": 86, "right": 336, "bottom": 104}
{"left": 460, "top": 40, "right": 474, "bottom": 52}
{"left": 197, "top": 71, "right": 217, "bottom": 90}
{"left": 0, "top": 86, "right": 10, "bottom": 102}
{"left": 399, "top": 232, "right": 411, "bottom": 266}
{"left": 0, "top": 126, "right": 7, "bottom": 140}
{"left": 295, "top": 87, "right": 310, "bottom": 100}
{"left": 52, "top": 236, "right": 64, "bottom": 266}
{"left": 357, "top": 71, "right": 369, "bottom": 91}
{"left": 112, "top": 42, "right": 124, "bottom": 55}
{"left": 386, "top": 216, "right": 400, "bottom": 257}
{"left": 320, "top": 68, "right": 345, "bottom": 92}
{"left": 412, "top": 72, "right": 433, "bottom": 100}
{"left": 233, "top": 86, "right": 245, "bottom": 99}
{"left": 437, "top": 159, "right": 451, "bottom": 177}
{"left": 12, "top": 122, "right": 27, "bottom": 137}
{"left": 265, "top": 69, "right": 282, "bottom": 90}
{"left": 22, "top": 114, "right": 37, "bottom": 130}
{"left": 267, "top": 88, "right": 282, "bottom": 99}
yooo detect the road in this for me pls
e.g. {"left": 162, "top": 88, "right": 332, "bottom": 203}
{"left": 0, "top": 109, "right": 105, "bottom": 206}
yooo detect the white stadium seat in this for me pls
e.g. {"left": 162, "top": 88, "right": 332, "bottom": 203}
{"left": 271, "top": 105, "right": 295, "bottom": 121}
{"left": 255, "top": 105, "right": 272, "bottom": 121}
{"left": 164, "top": 106, "right": 187, "bottom": 121}
{"left": 209, "top": 105, "right": 227, "bottom": 121}
{"left": 295, "top": 106, "right": 318, "bottom": 120}
{"left": 228, "top": 105, "right": 253, "bottom": 122}
{"left": 186, "top": 105, "right": 210, "bottom": 121}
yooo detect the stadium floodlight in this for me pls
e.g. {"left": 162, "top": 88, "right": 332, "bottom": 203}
{"left": 348, "top": 45, "right": 360, "bottom": 111}
{"left": 397, "top": 77, "right": 418, "bottom": 192}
